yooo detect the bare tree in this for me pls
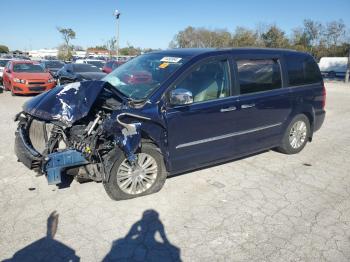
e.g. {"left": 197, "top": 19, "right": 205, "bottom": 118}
{"left": 325, "top": 20, "right": 346, "bottom": 47}
{"left": 106, "top": 37, "right": 116, "bottom": 57}
{"left": 57, "top": 27, "right": 76, "bottom": 60}
{"left": 303, "top": 19, "right": 323, "bottom": 47}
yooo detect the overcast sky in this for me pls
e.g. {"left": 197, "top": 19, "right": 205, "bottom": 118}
{"left": 1, "top": 0, "right": 349, "bottom": 51}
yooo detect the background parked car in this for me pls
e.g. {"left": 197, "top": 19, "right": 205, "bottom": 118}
{"left": 2, "top": 60, "right": 56, "bottom": 95}
{"left": 0, "top": 58, "right": 11, "bottom": 85}
{"left": 75, "top": 59, "right": 105, "bottom": 70}
{"left": 56, "top": 63, "right": 107, "bottom": 85}
{"left": 102, "top": 60, "right": 125, "bottom": 73}
{"left": 40, "top": 60, "right": 65, "bottom": 76}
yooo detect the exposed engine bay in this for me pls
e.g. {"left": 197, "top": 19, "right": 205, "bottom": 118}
{"left": 14, "top": 81, "right": 154, "bottom": 185}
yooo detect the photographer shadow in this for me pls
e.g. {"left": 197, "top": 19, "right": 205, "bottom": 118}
{"left": 3, "top": 211, "right": 79, "bottom": 262}
{"left": 103, "top": 209, "right": 181, "bottom": 262}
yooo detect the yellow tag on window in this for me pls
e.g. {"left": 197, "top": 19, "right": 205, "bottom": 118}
{"left": 159, "top": 62, "right": 169, "bottom": 69}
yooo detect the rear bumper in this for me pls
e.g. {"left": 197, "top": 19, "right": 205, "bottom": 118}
{"left": 14, "top": 127, "right": 42, "bottom": 169}
{"left": 314, "top": 110, "right": 326, "bottom": 132}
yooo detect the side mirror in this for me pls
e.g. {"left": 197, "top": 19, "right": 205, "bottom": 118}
{"left": 169, "top": 88, "right": 193, "bottom": 106}
{"left": 6, "top": 69, "right": 11, "bottom": 73}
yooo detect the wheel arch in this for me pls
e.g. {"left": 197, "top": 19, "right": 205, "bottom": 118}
{"left": 140, "top": 124, "right": 171, "bottom": 172}
{"left": 286, "top": 104, "right": 315, "bottom": 141}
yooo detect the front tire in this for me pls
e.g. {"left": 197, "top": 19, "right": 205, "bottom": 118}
{"left": 277, "top": 114, "right": 310, "bottom": 154}
{"left": 10, "top": 84, "right": 16, "bottom": 96}
{"left": 103, "top": 143, "right": 167, "bottom": 201}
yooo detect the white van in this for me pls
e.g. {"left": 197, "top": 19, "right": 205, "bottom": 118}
{"left": 318, "top": 57, "right": 348, "bottom": 78}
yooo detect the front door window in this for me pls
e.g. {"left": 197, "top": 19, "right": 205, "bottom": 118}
{"left": 173, "top": 59, "right": 230, "bottom": 103}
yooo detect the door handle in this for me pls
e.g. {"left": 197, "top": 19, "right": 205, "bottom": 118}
{"left": 241, "top": 104, "right": 255, "bottom": 109}
{"left": 220, "top": 106, "right": 237, "bottom": 112}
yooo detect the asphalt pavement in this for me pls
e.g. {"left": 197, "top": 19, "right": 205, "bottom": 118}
{"left": 0, "top": 81, "right": 349, "bottom": 261}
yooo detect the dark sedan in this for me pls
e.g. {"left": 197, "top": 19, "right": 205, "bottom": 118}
{"left": 56, "top": 63, "right": 106, "bottom": 85}
{"left": 40, "top": 60, "right": 65, "bottom": 76}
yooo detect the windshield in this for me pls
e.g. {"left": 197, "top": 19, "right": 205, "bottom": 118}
{"left": 73, "top": 64, "right": 101, "bottom": 73}
{"left": 87, "top": 61, "right": 104, "bottom": 68}
{"left": 13, "top": 63, "right": 45, "bottom": 73}
{"left": 103, "top": 53, "right": 189, "bottom": 100}
{"left": 0, "top": 60, "right": 9, "bottom": 67}
{"left": 46, "top": 61, "right": 64, "bottom": 68}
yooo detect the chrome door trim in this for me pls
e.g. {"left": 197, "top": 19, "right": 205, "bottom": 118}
{"left": 175, "top": 122, "right": 282, "bottom": 149}
{"left": 220, "top": 106, "right": 237, "bottom": 112}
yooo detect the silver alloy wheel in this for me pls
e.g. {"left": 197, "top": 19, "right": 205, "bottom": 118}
{"left": 116, "top": 153, "right": 158, "bottom": 195}
{"left": 289, "top": 120, "right": 307, "bottom": 149}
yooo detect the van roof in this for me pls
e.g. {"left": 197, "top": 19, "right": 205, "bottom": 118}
{"left": 151, "top": 48, "right": 310, "bottom": 58}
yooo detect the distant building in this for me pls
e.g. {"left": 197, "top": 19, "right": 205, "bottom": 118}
{"left": 87, "top": 48, "right": 110, "bottom": 57}
{"left": 74, "top": 50, "right": 87, "bottom": 58}
{"left": 28, "top": 49, "right": 58, "bottom": 59}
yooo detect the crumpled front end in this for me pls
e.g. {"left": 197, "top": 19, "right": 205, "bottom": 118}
{"left": 14, "top": 108, "right": 153, "bottom": 186}
{"left": 14, "top": 78, "right": 164, "bottom": 186}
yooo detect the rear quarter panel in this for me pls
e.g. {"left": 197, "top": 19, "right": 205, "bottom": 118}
{"left": 284, "top": 83, "right": 325, "bottom": 133}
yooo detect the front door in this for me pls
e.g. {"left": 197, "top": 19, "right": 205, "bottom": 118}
{"left": 165, "top": 56, "right": 240, "bottom": 173}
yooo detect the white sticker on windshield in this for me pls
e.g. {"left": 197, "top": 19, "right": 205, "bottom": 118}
{"left": 160, "top": 57, "right": 182, "bottom": 63}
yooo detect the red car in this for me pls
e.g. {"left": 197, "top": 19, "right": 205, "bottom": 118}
{"left": 2, "top": 60, "right": 56, "bottom": 95}
{"left": 102, "top": 60, "right": 125, "bottom": 74}
{"left": 121, "top": 71, "right": 152, "bottom": 84}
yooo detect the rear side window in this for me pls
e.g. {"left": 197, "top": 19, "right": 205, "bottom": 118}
{"left": 286, "top": 55, "right": 322, "bottom": 86}
{"left": 236, "top": 59, "right": 282, "bottom": 94}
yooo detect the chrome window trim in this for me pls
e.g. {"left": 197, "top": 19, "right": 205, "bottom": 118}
{"left": 175, "top": 122, "right": 282, "bottom": 149}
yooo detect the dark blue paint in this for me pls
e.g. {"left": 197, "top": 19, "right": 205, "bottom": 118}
{"left": 19, "top": 48, "right": 326, "bottom": 177}
{"left": 23, "top": 81, "right": 106, "bottom": 126}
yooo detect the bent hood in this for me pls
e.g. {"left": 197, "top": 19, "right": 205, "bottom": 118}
{"left": 23, "top": 81, "right": 106, "bottom": 126}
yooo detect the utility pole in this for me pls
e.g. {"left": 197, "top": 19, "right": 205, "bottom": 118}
{"left": 345, "top": 49, "right": 350, "bottom": 83}
{"left": 114, "top": 10, "right": 121, "bottom": 61}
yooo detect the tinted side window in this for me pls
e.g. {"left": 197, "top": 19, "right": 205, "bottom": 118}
{"left": 286, "top": 55, "right": 322, "bottom": 86}
{"left": 236, "top": 59, "right": 282, "bottom": 94}
{"left": 174, "top": 59, "right": 230, "bottom": 103}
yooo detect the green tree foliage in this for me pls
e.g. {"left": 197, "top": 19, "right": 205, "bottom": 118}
{"left": 170, "top": 26, "right": 232, "bottom": 48}
{"left": 261, "top": 25, "right": 290, "bottom": 48}
{"left": 170, "top": 20, "right": 350, "bottom": 60}
{"left": 231, "top": 27, "right": 258, "bottom": 47}
{"left": 0, "top": 45, "right": 9, "bottom": 53}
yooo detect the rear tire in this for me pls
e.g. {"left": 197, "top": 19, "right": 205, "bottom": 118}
{"left": 277, "top": 114, "right": 310, "bottom": 154}
{"left": 103, "top": 143, "right": 167, "bottom": 201}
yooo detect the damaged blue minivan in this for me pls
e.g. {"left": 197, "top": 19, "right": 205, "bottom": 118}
{"left": 14, "top": 48, "right": 326, "bottom": 200}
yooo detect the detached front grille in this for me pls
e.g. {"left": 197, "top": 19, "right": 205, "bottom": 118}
{"left": 28, "top": 119, "right": 53, "bottom": 154}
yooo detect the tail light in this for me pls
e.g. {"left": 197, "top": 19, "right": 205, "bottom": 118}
{"left": 322, "top": 85, "right": 326, "bottom": 109}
